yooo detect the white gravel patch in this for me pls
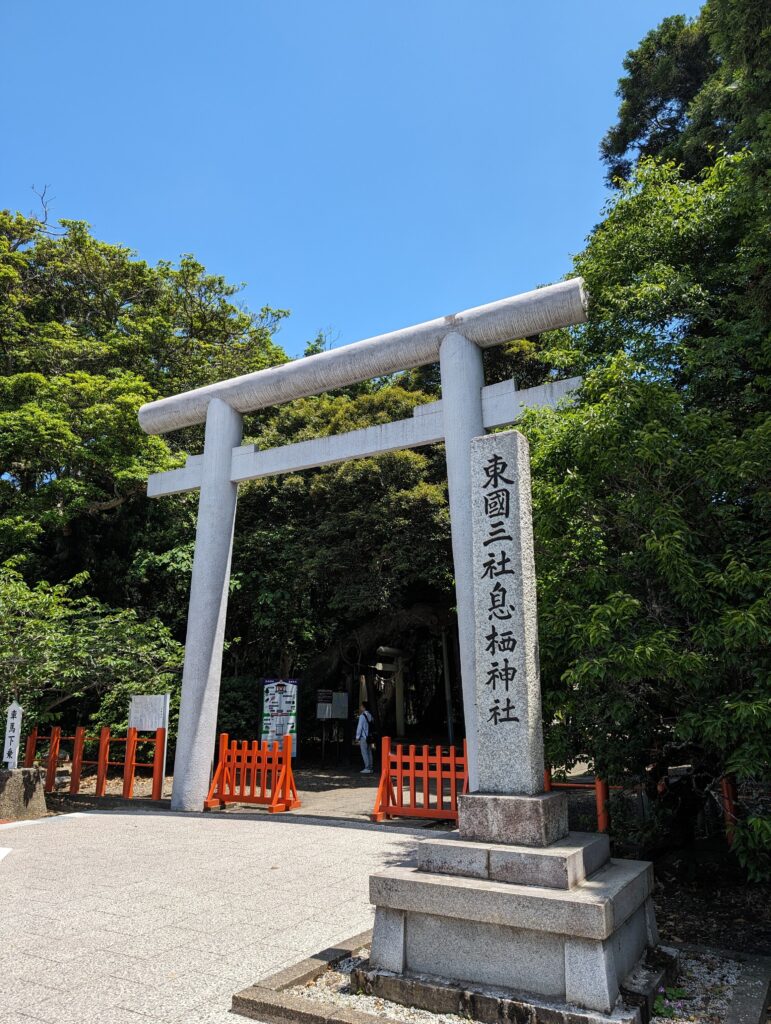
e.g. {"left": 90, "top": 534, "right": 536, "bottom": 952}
{"left": 650, "top": 951, "right": 741, "bottom": 1023}
{"left": 293, "top": 949, "right": 744, "bottom": 1024}
{"left": 294, "top": 950, "right": 485, "bottom": 1023}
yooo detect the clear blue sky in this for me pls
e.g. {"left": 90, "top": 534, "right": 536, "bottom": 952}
{"left": 1, "top": 1, "right": 702, "bottom": 358}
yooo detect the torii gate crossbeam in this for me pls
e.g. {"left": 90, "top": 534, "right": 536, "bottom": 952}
{"left": 139, "top": 280, "right": 588, "bottom": 811}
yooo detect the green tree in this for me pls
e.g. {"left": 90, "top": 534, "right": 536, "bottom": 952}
{"left": 531, "top": 142, "right": 769, "bottom": 873}
{"left": 0, "top": 565, "right": 182, "bottom": 726}
{"left": 601, "top": 0, "right": 771, "bottom": 185}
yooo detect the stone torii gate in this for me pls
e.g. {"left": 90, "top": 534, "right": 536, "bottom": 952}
{"left": 139, "top": 279, "right": 588, "bottom": 812}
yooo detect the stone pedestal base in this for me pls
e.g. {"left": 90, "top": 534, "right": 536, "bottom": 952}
{"left": 353, "top": 943, "right": 679, "bottom": 1024}
{"left": 368, "top": 825, "right": 660, "bottom": 1016}
{"left": 0, "top": 767, "right": 47, "bottom": 820}
{"left": 459, "top": 791, "right": 569, "bottom": 846}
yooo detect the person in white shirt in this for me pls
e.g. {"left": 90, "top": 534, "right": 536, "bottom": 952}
{"left": 356, "top": 700, "right": 374, "bottom": 774}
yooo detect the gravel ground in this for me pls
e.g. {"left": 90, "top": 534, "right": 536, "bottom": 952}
{"left": 295, "top": 950, "right": 485, "bottom": 1024}
{"left": 292, "top": 950, "right": 746, "bottom": 1024}
{"left": 650, "top": 952, "right": 741, "bottom": 1023}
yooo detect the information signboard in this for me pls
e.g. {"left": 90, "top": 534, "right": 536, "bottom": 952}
{"left": 128, "top": 694, "right": 170, "bottom": 796}
{"left": 316, "top": 689, "right": 333, "bottom": 720}
{"left": 316, "top": 690, "right": 349, "bottom": 720}
{"left": 331, "top": 692, "right": 349, "bottom": 719}
{"left": 128, "top": 694, "right": 170, "bottom": 732}
{"left": 261, "top": 679, "right": 299, "bottom": 756}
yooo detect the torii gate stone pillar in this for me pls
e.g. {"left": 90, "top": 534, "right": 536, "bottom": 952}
{"left": 439, "top": 332, "right": 485, "bottom": 788}
{"left": 138, "top": 279, "right": 589, "bottom": 811}
{"left": 171, "top": 398, "right": 242, "bottom": 813}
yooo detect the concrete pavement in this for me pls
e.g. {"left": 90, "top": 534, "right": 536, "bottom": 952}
{"left": 0, "top": 809, "right": 417, "bottom": 1023}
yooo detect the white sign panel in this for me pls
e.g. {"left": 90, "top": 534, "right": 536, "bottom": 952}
{"left": 331, "top": 692, "right": 349, "bottom": 719}
{"left": 261, "top": 680, "right": 298, "bottom": 756}
{"left": 128, "top": 694, "right": 170, "bottom": 732}
{"left": 127, "top": 694, "right": 170, "bottom": 798}
{"left": 317, "top": 689, "right": 333, "bottom": 721}
{"left": 4, "top": 701, "right": 23, "bottom": 770}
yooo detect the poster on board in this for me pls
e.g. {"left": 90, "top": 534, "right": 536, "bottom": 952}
{"left": 260, "top": 679, "right": 299, "bottom": 756}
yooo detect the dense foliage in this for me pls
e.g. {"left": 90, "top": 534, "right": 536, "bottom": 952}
{"left": 0, "top": 0, "right": 768, "bottom": 870}
{"left": 539, "top": 0, "right": 770, "bottom": 875}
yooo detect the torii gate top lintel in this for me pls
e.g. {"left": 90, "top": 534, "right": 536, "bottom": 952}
{"left": 138, "top": 278, "right": 587, "bottom": 436}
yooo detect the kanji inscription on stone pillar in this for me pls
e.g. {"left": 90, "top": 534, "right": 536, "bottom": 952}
{"left": 471, "top": 430, "right": 544, "bottom": 795}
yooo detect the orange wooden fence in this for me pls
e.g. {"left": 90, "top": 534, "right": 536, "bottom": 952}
{"left": 369, "top": 740, "right": 616, "bottom": 829}
{"left": 543, "top": 768, "right": 614, "bottom": 833}
{"left": 371, "top": 739, "right": 468, "bottom": 822}
{"left": 204, "top": 733, "right": 300, "bottom": 813}
{"left": 24, "top": 726, "right": 166, "bottom": 800}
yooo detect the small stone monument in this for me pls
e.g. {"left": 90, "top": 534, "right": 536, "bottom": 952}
{"left": 362, "top": 431, "right": 662, "bottom": 1020}
{"left": 0, "top": 702, "right": 46, "bottom": 820}
{"left": 3, "top": 701, "right": 22, "bottom": 770}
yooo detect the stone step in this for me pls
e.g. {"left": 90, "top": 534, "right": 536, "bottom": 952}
{"left": 416, "top": 830, "right": 610, "bottom": 889}
{"left": 370, "top": 858, "right": 653, "bottom": 942}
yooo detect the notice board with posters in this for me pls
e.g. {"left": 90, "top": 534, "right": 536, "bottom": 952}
{"left": 260, "top": 679, "right": 299, "bottom": 756}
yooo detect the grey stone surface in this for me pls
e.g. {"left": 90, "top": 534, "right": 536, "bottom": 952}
{"left": 405, "top": 911, "right": 566, "bottom": 995}
{"left": 0, "top": 809, "right": 417, "bottom": 1023}
{"left": 257, "top": 929, "right": 374, "bottom": 992}
{"left": 416, "top": 831, "right": 609, "bottom": 888}
{"left": 440, "top": 331, "right": 486, "bottom": 789}
{"left": 352, "top": 964, "right": 644, "bottom": 1023}
{"left": 607, "top": 905, "right": 649, "bottom": 990}
{"left": 722, "top": 952, "right": 771, "bottom": 1024}
{"left": 233, "top": 985, "right": 387, "bottom": 1023}
{"left": 151, "top": 377, "right": 584, "bottom": 500}
{"left": 369, "top": 859, "right": 653, "bottom": 941}
{"left": 171, "top": 398, "right": 243, "bottom": 813}
{"left": 491, "top": 832, "right": 609, "bottom": 888}
{"left": 603, "top": 865, "right": 654, "bottom": 933}
{"left": 0, "top": 767, "right": 46, "bottom": 820}
{"left": 565, "top": 937, "right": 619, "bottom": 1013}
{"left": 139, "top": 279, "right": 589, "bottom": 434}
{"left": 459, "top": 791, "right": 569, "bottom": 846}
{"left": 470, "top": 429, "right": 544, "bottom": 795}
{"left": 416, "top": 835, "right": 490, "bottom": 879}
{"left": 643, "top": 895, "right": 659, "bottom": 946}
{"left": 369, "top": 907, "right": 405, "bottom": 974}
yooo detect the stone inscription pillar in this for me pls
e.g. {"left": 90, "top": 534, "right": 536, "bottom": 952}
{"left": 171, "top": 398, "right": 242, "bottom": 812}
{"left": 470, "top": 429, "right": 544, "bottom": 795}
{"left": 439, "top": 332, "right": 485, "bottom": 792}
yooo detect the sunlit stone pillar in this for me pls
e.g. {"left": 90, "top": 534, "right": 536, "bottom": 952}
{"left": 171, "top": 398, "right": 242, "bottom": 812}
{"left": 439, "top": 331, "right": 485, "bottom": 792}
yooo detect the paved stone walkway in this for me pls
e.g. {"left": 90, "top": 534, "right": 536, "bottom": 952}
{"left": 0, "top": 810, "right": 417, "bottom": 1023}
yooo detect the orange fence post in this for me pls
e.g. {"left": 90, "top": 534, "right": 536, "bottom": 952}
{"left": 543, "top": 767, "right": 553, "bottom": 792}
{"left": 204, "top": 733, "right": 226, "bottom": 809}
{"left": 720, "top": 775, "right": 738, "bottom": 845}
{"left": 151, "top": 728, "right": 166, "bottom": 800}
{"left": 281, "top": 734, "right": 300, "bottom": 810}
{"left": 44, "top": 727, "right": 61, "bottom": 792}
{"left": 95, "top": 727, "right": 110, "bottom": 797}
{"left": 122, "top": 728, "right": 138, "bottom": 799}
{"left": 70, "top": 726, "right": 86, "bottom": 794}
{"left": 595, "top": 777, "right": 610, "bottom": 832}
{"left": 268, "top": 734, "right": 298, "bottom": 813}
{"left": 24, "top": 727, "right": 38, "bottom": 768}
